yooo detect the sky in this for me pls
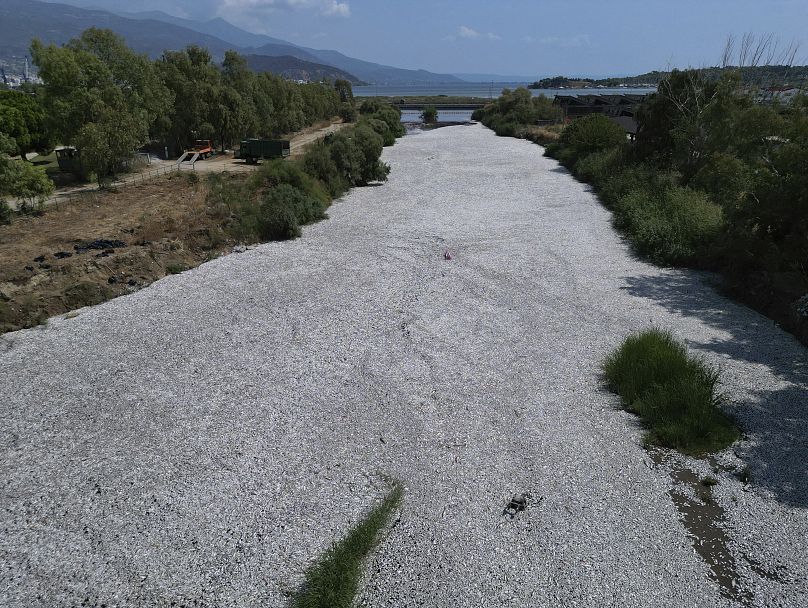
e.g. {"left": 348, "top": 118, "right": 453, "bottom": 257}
{"left": 62, "top": 0, "right": 808, "bottom": 77}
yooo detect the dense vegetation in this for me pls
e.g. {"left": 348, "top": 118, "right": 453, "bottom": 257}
{"left": 530, "top": 65, "right": 808, "bottom": 89}
{"left": 604, "top": 329, "right": 738, "bottom": 455}
{"left": 0, "top": 25, "right": 355, "bottom": 209}
{"left": 471, "top": 88, "right": 562, "bottom": 136}
{"left": 207, "top": 100, "right": 403, "bottom": 243}
{"left": 478, "top": 76, "right": 808, "bottom": 344}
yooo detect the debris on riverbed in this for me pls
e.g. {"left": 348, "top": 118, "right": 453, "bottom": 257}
{"left": 74, "top": 239, "right": 127, "bottom": 254}
{"left": 503, "top": 493, "right": 541, "bottom": 518}
{"left": 443, "top": 249, "right": 453, "bottom": 260}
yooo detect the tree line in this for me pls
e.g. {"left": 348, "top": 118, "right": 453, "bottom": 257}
{"left": 1, "top": 27, "right": 359, "bottom": 209}
{"left": 477, "top": 73, "right": 808, "bottom": 343}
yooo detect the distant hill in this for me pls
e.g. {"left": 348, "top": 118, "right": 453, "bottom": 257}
{"left": 118, "top": 11, "right": 295, "bottom": 50}
{"left": 3, "top": 0, "right": 463, "bottom": 85}
{"left": 129, "top": 11, "right": 464, "bottom": 85}
{"left": 245, "top": 55, "right": 363, "bottom": 85}
{"left": 529, "top": 66, "right": 808, "bottom": 89}
{"left": 452, "top": 73, "right": 536, "bottom": 83}
{"left": 0, "top": 0, "right": 240, "bottom": 60}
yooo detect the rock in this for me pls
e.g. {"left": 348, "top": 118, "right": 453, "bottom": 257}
{"left": 232, "top": 245, "right": 247, "bottom": 254}
{"left": 33, "top": 255, "right": 45, "bottom": 263}
{"left": 127, "top": 279, "right": 137, "bottom": 286}
{"left": 107, "top": 277, "right": 118, "bottom": 285}
{"left": 53, "top": 251, "right": 72, "bottom": 259}
{"left": 503, "top": 493, "right": 537, "bottom": 518}
{"left": 38, "top": 263, "right": 51, "bottom": 270}
{"left": 24, "top": 266, "right": 34, "bottom": 272}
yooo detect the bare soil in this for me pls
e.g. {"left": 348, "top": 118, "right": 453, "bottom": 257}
{"left": 0, "top": 173, "right": 239, "bottom": 333}
{"left": 0, "top": 119, "right": 351, "bottom": 332}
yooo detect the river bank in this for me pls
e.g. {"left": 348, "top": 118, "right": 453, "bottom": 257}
{"left": 1, "top": 124, "right": 805, "bottom": 607}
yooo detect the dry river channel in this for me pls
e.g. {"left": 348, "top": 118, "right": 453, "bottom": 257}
{"left": 1, "top": 124, "right": 807, "bottom": 607}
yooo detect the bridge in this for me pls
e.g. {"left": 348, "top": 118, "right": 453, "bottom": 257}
{"left": 393, "top": 103, "right": 487, "bottom": 111}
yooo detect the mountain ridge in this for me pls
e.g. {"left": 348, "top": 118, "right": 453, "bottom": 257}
{"left": 1, "top": 0, "right": 463, "bottom": 85}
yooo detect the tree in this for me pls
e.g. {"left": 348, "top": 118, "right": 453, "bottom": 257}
{"left": 334, "top": 79, "right": 354, "bottom": 104}
{"left": 0, "top": 91, "right": 51, "bottom": 157}
{"left": 31, "top": 29, "right": 170, "bottom": 179}
{"left": 0, "top": 132, "right": 54, "bottom": 213}
{"left": 156, "top": 46, "right": 221, "bottom": 153}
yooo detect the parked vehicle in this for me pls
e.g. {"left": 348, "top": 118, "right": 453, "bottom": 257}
{"left": 189, "top": 140, "right": 214, "bottom": 159}
{"left": 237, "top": 139, "right": 291, "bottom": 164}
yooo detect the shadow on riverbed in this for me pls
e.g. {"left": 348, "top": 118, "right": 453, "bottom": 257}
{"left": 621, "top": 271, "right": 808, "bottom": 509}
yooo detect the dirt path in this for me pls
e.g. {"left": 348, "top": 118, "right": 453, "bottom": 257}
{"left": 0, "top": 125, "right": 805, "bottom": 608}
{"left": 12, "top": 119, "right": 347, "bottom": 209}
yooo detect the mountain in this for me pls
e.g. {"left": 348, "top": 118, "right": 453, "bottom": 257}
{"left": 5, "top": 0, "right": 463, "bottom": 85}
{"left": 0, "top": 0, "right": 240, "bottom": 60}
{"left": 303, "top": 49, "right": 461, "bottom": 85}
{"left": 245, "top": 55, "right": 364, "bottom": 85}
{"left": 119, "top": 11, "right": 294, "bottom": 50}
{"left": 452, "top": 73, "right": 536, "bottom": 83}
{"left": 126, "top": 10, "right": 464, "bottom": 84}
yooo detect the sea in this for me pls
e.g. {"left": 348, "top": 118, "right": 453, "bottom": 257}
{"left": 353, "top": 82, "right": 655, "bottom": 99}
{"left": 353, "top": 83, "right": 656, "bottom": 123}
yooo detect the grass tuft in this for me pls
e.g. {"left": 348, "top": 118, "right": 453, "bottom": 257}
{"left": 290, "top": 482, "right": 403, "bottom": 608}
{"left": 603, "top": 329, "right": 739, "bottom": 455}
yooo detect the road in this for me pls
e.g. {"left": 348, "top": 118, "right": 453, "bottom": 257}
{"left": 1, "top": 124, "right": 806, "bottom": 607}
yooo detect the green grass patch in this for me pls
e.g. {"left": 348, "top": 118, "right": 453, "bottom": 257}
{"left": 290, "top": 481, "right": 403, "bottom": 608}
{"left": 166, "top": 263, "right": 187, "bottom": 275}
{"left": 603, "top": 329, "right": 739, "bottom": 455}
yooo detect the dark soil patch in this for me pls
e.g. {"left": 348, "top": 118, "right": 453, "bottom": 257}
{"left": 0, "top": 174, "right": 244, "bottom": 333}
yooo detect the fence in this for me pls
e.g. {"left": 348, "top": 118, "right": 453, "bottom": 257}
{"left": 40, "top": 159, "right": 260, "bottom": 208}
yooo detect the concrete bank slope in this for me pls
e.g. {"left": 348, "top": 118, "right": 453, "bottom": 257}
{"left": 1, "top": 124, "right": 806, "bottom": 607}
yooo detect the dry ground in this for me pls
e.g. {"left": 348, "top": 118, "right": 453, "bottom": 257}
{"left": 0, "top": 174, "right": 235, "bottom": 332}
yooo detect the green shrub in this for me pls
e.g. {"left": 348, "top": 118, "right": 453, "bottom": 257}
{"left": 250, "top": 159, "right": 329, "bottom": 203}
{"left": 359, "top": 99, "right": 383, "bottom": 115}
{"left": 303, "top": 143, "right": 349, "bottom": 198}
{"left": 370, "top": 105, "right": 405, "bottom": 139}
{"left": 353, "top": 125, "right": 390, "bottom": 185}
{"left": 166, "top": 263, "right": 186, "bottom": 274}
{"left": 258, "top": 199, "right": 300, "bottom": 241}
{"left": 573, "top": 146, "right": 627, "bottom": 187}
{"left": 560, "top": 114, "right": 626, "bottom": 157}
{"left": 598, "top": 165, "right": 678, "bottom": 207}
{"left": 603, "top": 329, "right": 739, "bottom": 455}
{"left": 690, "top": 153, "right": 751, "bottom": 210}
{"left": 421, "top": 105, "right": 438, "bottom": 124}
{"left": 257, "top": 183, "right": 327, "bottom": 241}
{"left": 0, "top": 200, "right": 12, "bottom": 225}
{"left": 361, "top": 117, "right": 395, "bottom": 146}
{"left": 339, "top": 102, "right": 357, "bottom": 123}
{"left": 615, "top": 186, "right": 724, "bottom": 265}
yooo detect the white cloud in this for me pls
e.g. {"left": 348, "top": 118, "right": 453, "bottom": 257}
{"left": 220, "top": 0, "right": 350, "bottom": 18}
{"left": 321, "top": 1, "right": 350, "bottom": 17}
{"left": 539, "top": 34, "right": 592, "bottom": 48}
{"left": 449, "top": 25, "right": 500, "bottom": 41}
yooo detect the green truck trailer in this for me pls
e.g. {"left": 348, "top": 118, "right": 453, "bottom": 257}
{"left": 237, "top": 139, "right": 291, "bottom": 163}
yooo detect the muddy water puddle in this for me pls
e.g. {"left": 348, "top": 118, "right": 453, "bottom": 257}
{"left": 647, "top": 449, "right": 783, "bottom": 604}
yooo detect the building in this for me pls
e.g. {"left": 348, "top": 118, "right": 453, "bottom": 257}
{"left": 553, "top": 94, "right": 648, "bottom": 138}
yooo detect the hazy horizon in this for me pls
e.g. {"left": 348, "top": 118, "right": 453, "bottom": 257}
{"left": 35, "top": 0, "right": 808, "bottom": 78}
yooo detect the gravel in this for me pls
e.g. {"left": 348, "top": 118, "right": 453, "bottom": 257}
{"left": 1, "top": 124, "right": 806, "bottom": 608}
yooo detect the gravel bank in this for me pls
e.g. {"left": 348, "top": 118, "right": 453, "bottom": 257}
{"left": 1, "top": 124, "right": 806, "bottom": 607}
